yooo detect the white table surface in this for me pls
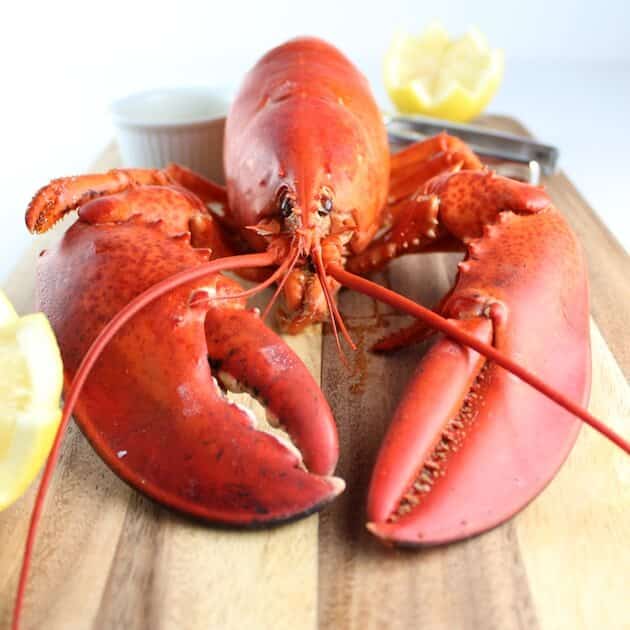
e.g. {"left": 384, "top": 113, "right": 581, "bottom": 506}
{"left": 1, "top": 59, "right": 628, "bottom": 290}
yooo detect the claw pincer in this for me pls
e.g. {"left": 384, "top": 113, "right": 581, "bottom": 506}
{"left": 30, "top": 180, "right": 342, "bottom": 526}
{"left": 366, "top": 172, "right": 591, "bottom": 545}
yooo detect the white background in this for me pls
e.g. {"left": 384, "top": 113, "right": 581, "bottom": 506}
{"left": 1, "top": 0, "right": 629, "bottom": 284}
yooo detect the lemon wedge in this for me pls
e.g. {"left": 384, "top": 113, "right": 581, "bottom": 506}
{"left": 0, "top": 290, "right": 63, "bottom": 510}
{"left": 384, "top": 23, "right": 504, "bottom": 122}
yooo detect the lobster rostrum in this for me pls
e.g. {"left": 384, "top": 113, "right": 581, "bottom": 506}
{"left": 13, "top": 36, "right": 629, "bottom": 629}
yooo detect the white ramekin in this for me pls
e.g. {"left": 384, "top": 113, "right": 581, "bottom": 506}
{"left": 111, "top": 87, "right": 230, "bottom": 183}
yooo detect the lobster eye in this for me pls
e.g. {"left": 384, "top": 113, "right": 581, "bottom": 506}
{"left": 319, "top": 196, "right": 333, "bottom": 216}
{"left": 279, "top": 195, "right": 294, "bottom": 218}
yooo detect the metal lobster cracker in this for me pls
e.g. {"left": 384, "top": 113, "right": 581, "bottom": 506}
{"left": 12, "top": 36, "right": 629, "bottom": 629}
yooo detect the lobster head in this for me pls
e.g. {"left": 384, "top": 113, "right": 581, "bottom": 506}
{"left": 224, "top": 37, "right": 390, "bottom": 332}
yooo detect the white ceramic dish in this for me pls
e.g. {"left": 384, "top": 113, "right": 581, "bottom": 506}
{"left": 111, "top": 87, "right": 230, "bottom": 183}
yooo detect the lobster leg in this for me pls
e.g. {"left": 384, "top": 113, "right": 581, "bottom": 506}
{"left": 371, "top": 289, "right": 455, "bottom": 353}
{"left": 26, "top": 164, "right": 230, "bottom": 232}
{"left": 167, "top": 165, "right": 281, "bottom": 283}
{"left": 26, "top": 168, "right": 177, "bottom": 233}
{"left": 26, "top": 164, "right": 262, "bottom": 277}
{"left": 165, "top": 163, "right": 228, "bottom": 206}
{"left": 388, "top": 133, "right": 483, "bottom": 204}
{"left": 346, "top": 191, "right": 454, "bottom": 351}
{"left": 388, "top": 154, "right": 463, "bottom": 204}
{"left": 347, "top": 194, "right": 444, "bottom": 274}
{"left": 349, "top": 170, "right": 549, "bottom": 276}
{"left": 390, "top": 132, "right": 483, "bottom": 173}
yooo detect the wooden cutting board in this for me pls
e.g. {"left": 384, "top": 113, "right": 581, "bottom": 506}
{"left": 0, "top": 115, "right": 628, "bottom": 630}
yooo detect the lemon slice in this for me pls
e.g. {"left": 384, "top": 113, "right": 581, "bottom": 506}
{"left": 384, "top": 23, "right": 504, "bottom": 122}
{"left": 0, "top": 290, "right": 63, "bottom": 510}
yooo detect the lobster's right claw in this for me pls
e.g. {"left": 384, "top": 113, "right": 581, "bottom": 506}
{"left": 39, "top": 214, "right": 343, "bottom": 527}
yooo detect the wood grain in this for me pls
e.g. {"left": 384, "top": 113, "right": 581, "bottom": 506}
{"left": 0, "top": 116, "right": 628, "bottom": 630}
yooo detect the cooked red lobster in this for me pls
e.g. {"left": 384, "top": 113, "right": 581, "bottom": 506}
{"left": 12, "top": 36, "right": 628, "bottom": 629}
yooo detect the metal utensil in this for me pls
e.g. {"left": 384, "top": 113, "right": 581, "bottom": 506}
{"left": 385, "top": 113, "right": 559, "bottom": 180}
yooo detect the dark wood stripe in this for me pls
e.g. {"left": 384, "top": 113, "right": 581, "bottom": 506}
{"left": 94, "top": 495, "right": 165, "bottom": 630}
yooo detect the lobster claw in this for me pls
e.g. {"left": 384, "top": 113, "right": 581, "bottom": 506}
{"left": 362, "top": 207, "right": 591, "bottom": 546}
{"left": 34, "top": 182, "right": 343, "bottom": 526}
{"left": 366, "top": 318, "right": 493, "bottom": 535}
{"left": 204, "top": 307, "right": 338, "bottom": 477}
{"left": 332, "top": 170, "right": 597, "bottom": 546}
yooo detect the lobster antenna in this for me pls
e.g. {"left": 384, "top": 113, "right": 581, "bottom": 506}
{"left": 189, "top": 247, "right": 294, "bottom": 308}
{"left": 261, "top": 242, "right": 301, "bottom": 321}
{"left": 314, "top": 247, "right": 355, "bottom": 351}
{"left": 313, "top": 248, "right": 355, "bottom": 363}
{"left": 12, "top": 251, "right": 278, "bottom": 630}
{"left": 318, "top": 269, "right": 345, "bottom": 360}
{"left": 327, "top": 263, "right": 630, "bottom": 455}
